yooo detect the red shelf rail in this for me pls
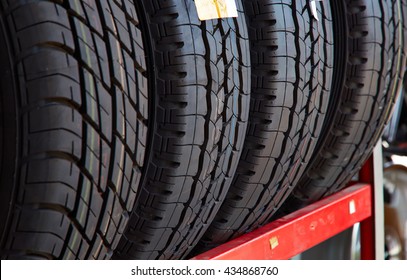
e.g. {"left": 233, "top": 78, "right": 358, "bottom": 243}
{"left": 192, "top": 184, "right": 372, "bottom": 260}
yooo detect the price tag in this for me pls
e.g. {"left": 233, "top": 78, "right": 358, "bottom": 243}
{"left": 195, "top": 0, "right": 238, "bottom": 21}
{"left": 349, "top": 200, "right": 356, "bottom": 214}
{"left": 310, "top": 0, "right": 324, "bottom": 21}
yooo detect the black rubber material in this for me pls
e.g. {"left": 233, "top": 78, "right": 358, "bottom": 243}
{"left": 113, "top": 0, "right": 251, "bottom": 260}
{"left": 0, "top": 0, "right": 148, "bottom": 259}
{"left": 280, "top": 0, "right": 407, "bottom": 212}
{"left": 190, "top": 0, "right": 335, "bottom": 253}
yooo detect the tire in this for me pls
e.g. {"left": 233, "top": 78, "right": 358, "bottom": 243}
{"left": 113, "top": 0, "right": 251, "bottom": 260}
{"left": 0, "top": 0, "right": 148, "bottom": 259}
{"left": 191, "top": 0, "right": 334, "bottom": 253}
{"left": 300, "top": 226, "right": 360, "bottom": 260}
{"left": 280, "top": 0, "right": 407, "bottom": 212}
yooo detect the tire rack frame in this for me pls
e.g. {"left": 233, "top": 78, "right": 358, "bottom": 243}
{"left": 192, "top": 143, "right": 384, "bottom": 260}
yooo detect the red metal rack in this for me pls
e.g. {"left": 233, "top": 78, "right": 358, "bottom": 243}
{"left": 192, "top": 145, "right": 384, "bottom": 260}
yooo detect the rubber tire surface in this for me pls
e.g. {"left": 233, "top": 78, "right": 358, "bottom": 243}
{"left": 281, "top": 0, "right": 407, "bottom": 212}
{"left": 113, "top": 0, "right": 251, "bottom": 260}
{"left": 0, "top": 0, "right": 148, "bottom": 259}
{"left": 189, "top": 0, "right": 334, "bottom": 253}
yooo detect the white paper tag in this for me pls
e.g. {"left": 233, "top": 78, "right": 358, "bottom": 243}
{"left": 310, "top": 0, "right": 324, "bottom": 21}
{"left": 349, "top": 200, "right": 356, "bottom": 214}
{"left": 195, "top": 0, "right": 238, "bottom": 21}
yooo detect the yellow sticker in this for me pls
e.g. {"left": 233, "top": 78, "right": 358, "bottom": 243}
{"left": 269, "top": 236, "right": 279, "bottom": 250}
{"left": 195, "top": 0, "right": 238, "bottom": 21}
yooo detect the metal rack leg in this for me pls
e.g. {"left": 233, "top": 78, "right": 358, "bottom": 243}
{"left": 360, "top": 141, "right": 385, "bottom": 260}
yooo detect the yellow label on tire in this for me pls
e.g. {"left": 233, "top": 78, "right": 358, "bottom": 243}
{"left": 195, "top": 0, "right": 238, "bottom": 21}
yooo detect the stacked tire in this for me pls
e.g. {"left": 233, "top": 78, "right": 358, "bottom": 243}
{"left": 279, "top": 0, "right": 407, "bottom": 214}
{"left": 0, "top": 0, "right": 405, "bottom": 260}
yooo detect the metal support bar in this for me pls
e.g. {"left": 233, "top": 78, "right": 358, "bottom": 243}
{"left": 360, "top": 142, "right": 385, "bottom": 260}
{"left": 192, "top": 184, "right": 372, "bottom": 260}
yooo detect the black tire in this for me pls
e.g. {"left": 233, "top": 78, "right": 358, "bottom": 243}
{"left": 280, "top": 0, "right": 407, "bottom": 212}
{"left": 113, "top": 0, "right": 251, "bottom": 260}
{"left": 0, "top": 0, "right": 148, "bottom": 259}
{"left": 190, "top": 0, "right": 335, "bottom": 253}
